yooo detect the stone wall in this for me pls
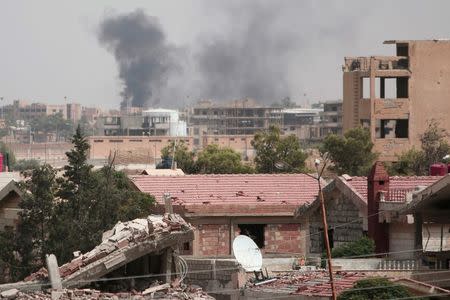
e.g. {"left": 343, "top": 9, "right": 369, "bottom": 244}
{"left": 309, "top": 188, "right": 363, "bottom": 254}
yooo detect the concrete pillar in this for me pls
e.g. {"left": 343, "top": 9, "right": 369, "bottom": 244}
{"left": 162, "top": 248, "right": 173, "bottom": 283}
{"left": 45, "top": 254, "right": 62, "bottom": 290}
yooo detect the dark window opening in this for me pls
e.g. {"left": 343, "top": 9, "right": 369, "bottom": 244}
{"left": 328, "top": 229, "right": 334, "bottom": 249}
{"left": 397, "top": 43, "right": 409, "bottom": 56}
{"left": 397, "top": 77, "right": 408, "bottom": 98}
{"left": 183, "top": 242, "right": 190, "bottom": 251}
{"left": 376, "top": 119, "right": 409, "bottom": 138}
{"left": 379, "top": 181, "right": 385, "bottom": 185}
{"left": 238, "top": 224, "right": 266, "bottom": 248}
{"left": 319, "top": 228, "right": 334, "bottom": 251}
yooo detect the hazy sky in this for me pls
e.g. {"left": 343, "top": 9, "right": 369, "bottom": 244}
{"left": 1, "top": 1, "right": 450, "bottom": 109}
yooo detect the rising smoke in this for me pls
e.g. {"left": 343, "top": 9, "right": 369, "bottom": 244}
{"left": 98, "top": 10, "right": 179, "bottom": 108}
{"left": 98, "top": 3, "right": 359, "bottom": 107}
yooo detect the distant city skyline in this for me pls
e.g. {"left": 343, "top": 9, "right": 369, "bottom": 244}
{"left": 1, "top": 1, "right": 450, "bottom": 109}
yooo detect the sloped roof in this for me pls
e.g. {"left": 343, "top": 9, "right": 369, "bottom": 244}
{"left": 130, "top": 174, "right": 319, "bottom": 216}
{"left": 295, "top": 175, "right": 441, "bottom": 218}
{"left": 0, "top": 172, "right": 21, "bottom": 190}
{"left": 342, "top": 176, "right": 441, "bottom": 203}
{"left": 0, "top": 172, "right": 22, "bottom": 203}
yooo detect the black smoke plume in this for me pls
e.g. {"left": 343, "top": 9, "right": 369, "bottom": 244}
{"left": 98, "top": 10, "right": 178, "bottom": 108}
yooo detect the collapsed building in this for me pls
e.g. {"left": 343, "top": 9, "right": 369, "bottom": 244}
{"left": 0, "top": 214, "right": 214, "bottom": 299}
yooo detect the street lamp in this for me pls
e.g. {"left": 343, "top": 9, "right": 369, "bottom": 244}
{"left": 276, "top": 156, "right": 337, "bottom": 300}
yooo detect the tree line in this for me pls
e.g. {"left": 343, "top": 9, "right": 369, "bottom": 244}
{"left": 0, "top": 126, "right": 154, "bottom": 282}
{"left": 164, "top": 120, "right": 450, "bottom": 177}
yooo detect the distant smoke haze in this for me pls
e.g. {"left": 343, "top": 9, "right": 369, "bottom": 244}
{"left": 98, "top": 10, "right": 179, "bottom": 108}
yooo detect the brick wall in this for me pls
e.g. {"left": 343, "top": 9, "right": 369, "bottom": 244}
{"left": 309, "top": 189, "right": 363, "bottom": 254}
{"left": 197, "top": 224, "right": 230, "bottom": 256}
{"left": 264, "top": 224, "right": 303, "bottom": 254}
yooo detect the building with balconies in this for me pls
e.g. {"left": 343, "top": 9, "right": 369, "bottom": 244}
{"left": 95, "top": 109, "right": 186, "bottom": 137}
{"left": 343, "top": 40, "right": 450, "bottom": 161}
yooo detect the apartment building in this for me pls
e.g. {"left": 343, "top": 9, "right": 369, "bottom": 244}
{"left": 95, "top": 109, "right": 187, "bottom": 137}
{"left": 320, "top": 100, "right": 343, "bottom": 137}
{"left": 187, "top": 99, "right": 283, "bottom": 136}
{"left": 281, "top": 108, "right": 322, "bottom": 140}
{"left": 343, "top": 40, "right": 450, "bottom": 161}
{"left": 2, "top": 100, "right": 82, "bottom": 121}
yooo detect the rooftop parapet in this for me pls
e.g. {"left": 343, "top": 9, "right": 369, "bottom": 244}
{"left": 343, "top": 56, "right": 409, "bottom": 72}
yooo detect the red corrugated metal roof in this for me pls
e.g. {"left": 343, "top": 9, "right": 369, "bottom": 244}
{"left": 343, "top": 176, "right": 441, "bottom": 203}
{"left": 130, "top": 174, "right": 319, "bottom": 210}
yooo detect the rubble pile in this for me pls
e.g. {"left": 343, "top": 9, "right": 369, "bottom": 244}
{"left": 3, "top": 285, "right": 214, "bottom": 299}
{"left": 249, "top": 270, "right": 366, "bottom": 297}
{"left": 24, "top": 214, "right": 193, "bottom": 282}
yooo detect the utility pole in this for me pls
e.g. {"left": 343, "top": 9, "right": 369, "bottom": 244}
{"left": 315, "top": 159, "right": 337, "bottom": 300}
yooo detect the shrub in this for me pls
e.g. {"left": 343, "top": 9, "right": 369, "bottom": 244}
{"left": 321, "top": 236, "right": 375, "bottom": 268}
{"left": 331, "top": 236, "right": 375, "bottom": 258}
{"left": 338, "top": 277, "right": 411, "bottom": 300}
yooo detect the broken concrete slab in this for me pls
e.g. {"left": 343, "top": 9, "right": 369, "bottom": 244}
{"left": 0, "top": 289, "right": 18, "bottom": 299}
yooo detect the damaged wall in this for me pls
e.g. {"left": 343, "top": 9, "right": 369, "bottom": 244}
{"left": 192, "top": 218, "right": 306, "bottom": 257}
{"left": 308, "top": 189, "right": 364, "bottom": 254}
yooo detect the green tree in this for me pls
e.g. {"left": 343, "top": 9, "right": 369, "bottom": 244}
{"left": 0, "top": 228, "right": 20, "bottom": 283}
{"left": 391, "top": 120, "right": 450, "bottom": 175}
{"left": 30, "top": 113, "right": 73, "bottom": 142}
{"left": 160, "top": 141, "right": 197, "bottom": 173}
{"left": 338, "top": 278, "right": 411, "bottom": 300}
{"left": 16, "top": 164, "right": 58, "bottom": 276}
{"left": 320, "top": 127, "right": 377, "bottom": 176}
{"left": 13, "top": 159, "right": 40, "bottom": 172}
{"left": 196, "top": 144, "right": 253, "bottom": 174}
{"left": 252, "top": 125, "right": 307, "bottom": 173}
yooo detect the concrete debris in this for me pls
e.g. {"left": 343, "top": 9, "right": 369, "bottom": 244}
{"left": 0, "top": 289, "right": 18, "bottom": 299}
{"left": 23, "top": 214, "right": 194, "bottom": 285}
{"left": 6, "top": 285, "right": 214, "bottom": 299}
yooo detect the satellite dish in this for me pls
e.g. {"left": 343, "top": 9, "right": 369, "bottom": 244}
{"left": 232, "top": 235, "right": 263, "bottom": 272}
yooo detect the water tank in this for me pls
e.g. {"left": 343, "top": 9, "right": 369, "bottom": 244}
{"left": 0, "top": 153, "right": 4, "bottom": 172}
{"left": 430, "top": 163, "right": 447, "bottom": 176}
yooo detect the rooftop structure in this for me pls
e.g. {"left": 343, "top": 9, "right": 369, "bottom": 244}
{"left": 131, "top": 174, "right": 320, "bottom": 256}
{"left": 343, "top": 40, "right": 450, "bottom": 161}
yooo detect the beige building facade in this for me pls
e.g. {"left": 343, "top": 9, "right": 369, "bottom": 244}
{"left": 88, "top": 135, "right": 255, "bottom": 164}
{"left": 343, "top": 40, "right": 450, "bottom": 161}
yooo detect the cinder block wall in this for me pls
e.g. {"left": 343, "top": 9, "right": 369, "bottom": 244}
{"left": 264, "top": 224, "right": 303, "bottom": 254}
{"left": 182, "top": 258, "right": 243, "bottom": 292}
{"left": 197, "top": 224, "right": 231, "bottom": 256}
{"left": 196, "top": 222, "right": 305, "bottom": 256}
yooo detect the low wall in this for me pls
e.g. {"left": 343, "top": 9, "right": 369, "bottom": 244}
{"left": 332, "top": 258, "right": 383, "bottom": 270}
{"left": 182, "top": 257, "right": 245, "bottom": 299}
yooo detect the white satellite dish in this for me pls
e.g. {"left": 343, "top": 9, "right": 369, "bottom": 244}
{"left": 232, "top": 235, "right": 263, "bottom": 272}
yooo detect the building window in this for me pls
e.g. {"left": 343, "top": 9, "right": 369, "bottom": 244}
{"left": 109, "top": 139, "right": 124, "bottom": 143}
{"left": 238, "top": 224, "right": 266, "bottom": 248}
{"left": 94, "top": 139, "right": 104, "bottom": 143}
{"left": 194, "top": 138, "right": 199, "bottom": 146}
{"left": 130, "top": 139, "right": 142, "bottom": 142}
{"left": 375, "top": 119, "right": 409, "bottom": 138}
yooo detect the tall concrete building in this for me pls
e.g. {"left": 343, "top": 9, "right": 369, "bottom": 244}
{"left": 187, "top": 99, "right": 283, "bottom": 136}
{"left": 343, "top": 40, "right": 450, "bottom": 161}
